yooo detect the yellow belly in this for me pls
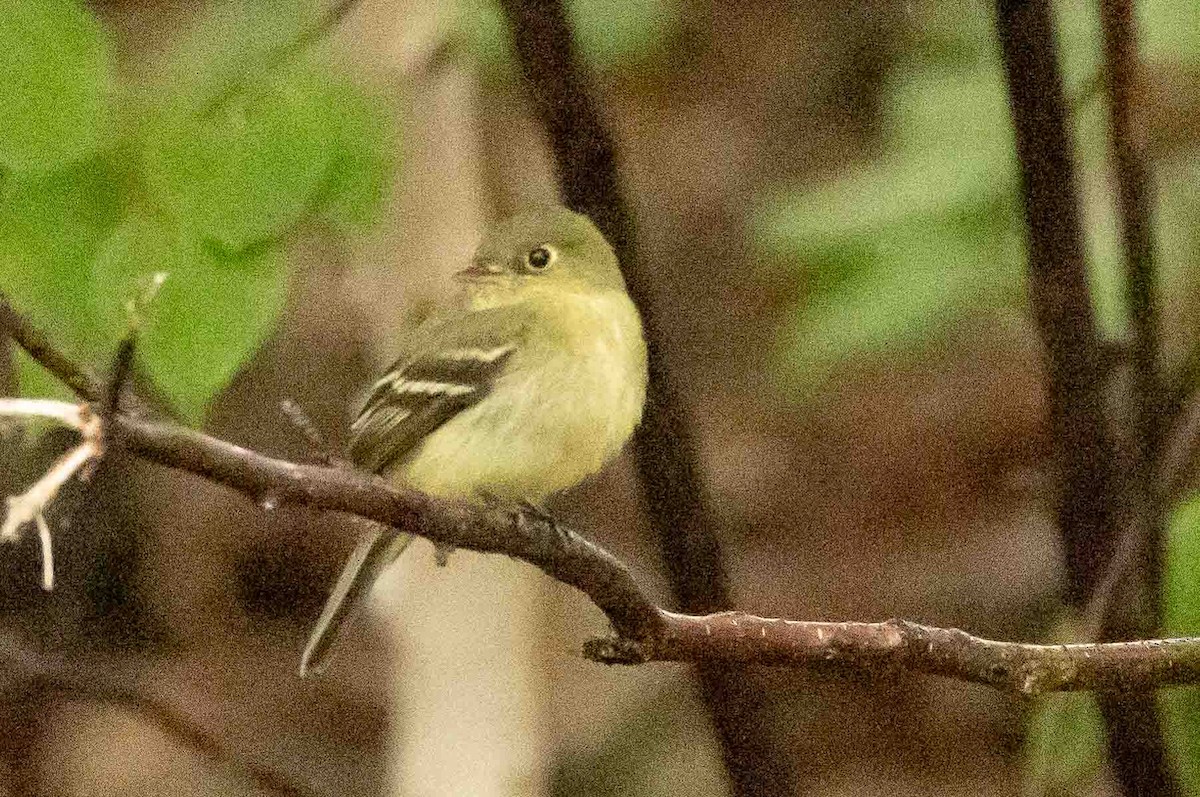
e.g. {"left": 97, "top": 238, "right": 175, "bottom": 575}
{"left": 396, "top": 292, "right": 647, "bottom": 502}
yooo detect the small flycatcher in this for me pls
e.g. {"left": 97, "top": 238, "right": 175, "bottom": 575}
{"left": 301, "top": 205, "right": 648, "bottom": 676}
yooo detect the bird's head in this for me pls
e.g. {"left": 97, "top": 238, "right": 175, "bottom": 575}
{"left": 457, "top": 206, "right": 627, "bottom": 308}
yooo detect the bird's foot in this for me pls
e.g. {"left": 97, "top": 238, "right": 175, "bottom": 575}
{"left": 518, "top": 499, "right": 572, "bottom": 543}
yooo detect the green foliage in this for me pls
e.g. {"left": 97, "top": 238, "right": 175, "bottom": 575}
{"left": 92, "top": 216, "right": 288, "bottom": 420}
{"left": 0, "top": 0, "right": 112, "bottom": 171}
{"left": 0, "top": 159, "right": 125, "bottom": 401}
{"left": 1163, "top": 494, "right": 1200, "bottom": 791}
{"left": 568, "top": 0, "right": 678, "bottom": 69}
{"left": 1138, "top": 0, "right": 1200, "bottom": 62}
{"left": 1022, "top": 688, "right": 1108, "bottom": 797}
{"left": 144, "top": 67, "right": 336, "bottom": 252}
{"left": 751, "top": 0, "right": 1200, "bottom": 392}
{"left": 753, "top": 36, "right": 1024, "bottom": 390}
{"left": 0, "top": 0, "right": 396, "bottom": 422}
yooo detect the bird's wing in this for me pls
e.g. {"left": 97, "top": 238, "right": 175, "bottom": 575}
{"left": 346, "top": 308, "right": 524, "bottom": 474}
{"left": 301, "top": 307, "right": 527, "bottom": 677}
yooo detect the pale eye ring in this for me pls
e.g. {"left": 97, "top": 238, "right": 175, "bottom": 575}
{"left": 525, "top": 245, "right": 555, "bottom": 271}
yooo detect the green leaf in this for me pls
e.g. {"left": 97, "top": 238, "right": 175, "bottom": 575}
{"left": 313, "top": 77, "right": 397, "bottom": 233}
{"left": 456, "top": 0, "right": 677, "bottom": 72}
{"left": 1137, "top": 0, "right": 1200, "bottom": 63}
{"left": 150, "top": 0, "right": 316, "bottom": 119}
{"left": 144, "top": 66, "right": 335, "bottom": 252}
{"left": 755, "top": 66, "right": 1015, "bottom": 260}
{"left": 883, "top": 65, "right": 1013, "bottom": 163}
{"left": 0, "top": 160, "right": 124, "bottom": 396}
{"left": 457, "top": 0, "right": 514, "bottom": 69}
{"left": 91, "top": 216, "right": 290, "bottom": 421}
{"left": 14, "top": 351, "right": 77, "bottom": 404}
{"left": 750, "top": 64, "right": 1028, "bottom": 391}
{"left": 1022, "top": 691, "right": 1108, "bottom": 797}
{"left": 0, "top": 0, "right": 112, "bottom": 170}
{"left": 770, "top": 213, "right": 1020, "bottom": 391}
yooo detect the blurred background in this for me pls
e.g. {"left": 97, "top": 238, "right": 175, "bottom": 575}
{"left": 1, "top": 0, "right": 1199, "bottom": 794}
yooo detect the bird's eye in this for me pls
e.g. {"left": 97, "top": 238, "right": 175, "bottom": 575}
{"left": 525, "top": 246, "right": 555, "bottom": 271}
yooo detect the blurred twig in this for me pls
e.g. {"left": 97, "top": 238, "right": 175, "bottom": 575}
{"left": 1161, "top": 390, "right": 1200, "bottom": 503}
{"left": 1104, "top": 0, "right": 1163, "bottom": 466}
{"left": 0, "top": 296, "right": 104, "bottom": 405}
{"left": 995, "top": 0, "right": 1178, "bottom": 794}
{"left": 0, "top": 631, "right": 313, "bottom": 796}
{"left": 995, "top": 0, "right": 1118, "bottom": 606}
{"left": 495, "top": 3, "right": 796, "bottom": 795}
{"left": 13, "top": 296, "right": 1200, "bottom": 696}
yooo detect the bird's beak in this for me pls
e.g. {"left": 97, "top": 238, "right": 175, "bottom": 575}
{"left": 455, "top": 257, "right": 505, "bottom": 283}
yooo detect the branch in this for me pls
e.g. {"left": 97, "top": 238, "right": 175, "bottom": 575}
{"left": 27, "top": 398, "right": 1200, "bottom": 696}
{"left": 0, "top": 399, "right": 104, "bottom": 591}
{"left": 593, "top": 613, "right": 1200, "bottom": 694}
{"left": 9, "top": 397, "right": 1200, "bottom": 695}
{"left": 1097, "top": 4, "right": 1177, "bottom": 793}
{"left": 0, "top": 296, "right": 103, "bottom": 403}
{"left": 495, "top": 0, "right": 731, "bottom": 615}
{"left": 995, "top": 0, "right": 1119, "bottom": 606}
{"left": 1104, "top": 0, "right": 1163, "bottom": 467}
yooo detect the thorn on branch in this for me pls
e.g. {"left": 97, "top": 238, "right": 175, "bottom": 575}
{"left": 103, "top": 333, "right": 138, "bottom": 432}
{"left": 279, "top": 398, "right": 344, "bottom": 468}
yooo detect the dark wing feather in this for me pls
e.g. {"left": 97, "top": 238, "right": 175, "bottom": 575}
{"left": 346, "top": 310, "right": 523, "bottom": 474}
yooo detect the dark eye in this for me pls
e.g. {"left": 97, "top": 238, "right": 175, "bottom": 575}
{"left": 526, "top": 246, "right": 554, "bottom": 271}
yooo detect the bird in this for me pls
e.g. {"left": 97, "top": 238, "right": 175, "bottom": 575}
{"left": 300, "top": 205, "right": 648, "bottom": 676}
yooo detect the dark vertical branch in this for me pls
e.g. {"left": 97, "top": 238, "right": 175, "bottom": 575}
{"left": 1097, "top": 3, "right": 1177, "bottom": 796}
{"left": 1102, "top": 0, "right": 1162, "bottom": 465}
{"left": 995, "top": 0, "right": 1118, "bottom": 604}
{"left": 994, "top": 1, "right": 1178, "bottom": 795}
{"left": 1098, "top": 0, "right": 1165, "bottom": 607}
{"left": 496, "top": 3, "right": 794, "bottom": 794}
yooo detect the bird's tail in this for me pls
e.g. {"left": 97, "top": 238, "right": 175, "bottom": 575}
{"left": 300, "top": 526, "right": 414, "bottom": 677}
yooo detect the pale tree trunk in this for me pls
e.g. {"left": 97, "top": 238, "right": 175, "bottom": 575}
{"left": 341, "top": 4, "right": 551, "bottom": 794}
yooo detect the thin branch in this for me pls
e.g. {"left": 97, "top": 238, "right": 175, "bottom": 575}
{"left": 1161, "top": 388, "right": 1200, "bottom": 502}
{"left": 117, "top": 409, "right": 665, "bottom": 642}
{"left": 1098, "top": 3, "right": 1177, "bottom": 793}
{"left": 589, "top": 613, "right": 1200, "bottom": 695}
{"left": 1104, "top": 0, "right": 1163, "bottom": 465}
{"left": 6, "top": 398, "right": 1200, "bottom": 694}
{"left": 995, "top": 0, "right": 1119, "bottom": 606}
{"left": 13, "top": 399, "right": 1200, "bottom": 695}
{"left": 0, "top": 399, "right": 104, "bottom": 590}
{"left": 495, "top": 0, "right": 731, "bottom": 616}
{"left": 0, "top": 296, "right": 103, "bottom": 404}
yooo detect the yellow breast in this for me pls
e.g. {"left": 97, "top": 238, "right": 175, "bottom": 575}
{"left": 398, "top": 290, "right": 648, "bottom": 501}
